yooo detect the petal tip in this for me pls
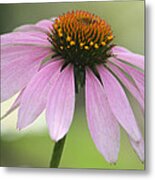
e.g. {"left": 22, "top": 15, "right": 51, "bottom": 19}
{"left": 16, "top": 124, "right": 22, "bottom": 131}
{"left": 103, "top": 151, "right": 119, "bottom": 164}
{"left": 106, "top": 157, "right": 118, "bottom": 164}
{"left": 16, "top": 118, "right": 29, "bottom": 130}
{"left": 49, "top": 132, "right": 64, "bottom": 142}
{"left": 130, "top": 137, "right": 144, "bottom": 162}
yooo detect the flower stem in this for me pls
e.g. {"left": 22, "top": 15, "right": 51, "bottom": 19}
{"left": 49, "top": 135, "right": 66, "bottom": 168}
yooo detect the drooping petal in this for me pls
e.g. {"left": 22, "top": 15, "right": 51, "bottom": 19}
{"left": 46, "top": 65, "right": 75, "bottom": 142}
{"left": 14, "top": 24, "right": 48, "bottom": 34}
{"left": 1, "top": 48, "right": 51, "bottom": 102}
{"left": 130, "top": 137, "right": 144, "bottom": 162}
{"left": 112, "top": 46, "right": 144, "bottom": 70}
{"left": 85, "top": 68, "right": 120, "bottom": 163}
{"left": 14, "top": 19, "right": 53, "bottom": 34}
{"left": 107, "top": 61, "right": 144, "bottom": 111}
{"left": 1, "top": 31, "right": 51, "bottom": 47}
{"left": 1, "top": 90, "right": 24, "bottom": 120}
{"left": 1, "top": 45, "right": 52, "bottom": 67}
{"left": 36, "top": 19, "right": 53, "bottom": 33}
{"left": 17, "top": 60, "right": 62, "bottom": 129}
{"left": 110, "top": 58, "right": 144, "bottom": 99}
{"left": 111, "top": 46, "right": 131, "bottom": 53}
{"left": 98, "top": 66, "right": 141, "bottom": 142}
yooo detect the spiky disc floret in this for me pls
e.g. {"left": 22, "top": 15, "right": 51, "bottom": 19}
{"left": 49, "top": 10, "right": 114, "bottom": 68}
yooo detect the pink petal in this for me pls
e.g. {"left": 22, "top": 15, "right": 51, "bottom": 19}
{"left": 111, "top": 46, "right": 131, "bottom": 53}
{"left": 1, "top": 48, "right": 51, "bottom": 102}
{"left": 85, "top": 68, "right": 120, "bottom": 163}
{"left": 112, "top": 46, "right": 144, "bottom": 70}
{"left": 17, "top": 60, "right": 62, "bottom": 129}
{"left": 1, "top": 90, "right": 23, "bottom": 120}
{"left": 14, "top": 24, "right": 48, "bottom": 34}
{"left": 98, "top": 66, "right": 141, "bottom": 142}
{"left": 107, "top": 61, "right": 144, "bottom": 111}
{"left": 36, "top": 19, "right": 53, "bottom": 33}
{"left": 130, "top": 137, "right": 144, "bottom": 162}
{"left": 1, "top": 45, "right": 52, "bottom": 67}
{"left": 14, "top": 19, "right": 53, "bottom": 35}
{"left": 110, "top": 59, "right": 144, "bottom": 99}
{"left": 1, "top": 32, "right": 51, "bottom": 47}
{"left": 46, "top": 65, "right": 75, "bottom": 142}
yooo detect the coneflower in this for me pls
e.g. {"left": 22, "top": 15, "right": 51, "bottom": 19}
{"left": 1, "top": 11, "right": 144, "bottom": 165}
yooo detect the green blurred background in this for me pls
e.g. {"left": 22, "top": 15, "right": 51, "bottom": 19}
{"left": 0, "top": 1, "right": 144, "bottom": 169}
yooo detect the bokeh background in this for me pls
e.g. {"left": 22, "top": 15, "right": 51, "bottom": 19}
{"left": 0, "top": 1, "right": 144, "bottom": 169}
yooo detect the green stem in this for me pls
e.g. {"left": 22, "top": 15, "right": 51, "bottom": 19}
{"left": 49, "top": 135, "right": 66, "bottom": 168}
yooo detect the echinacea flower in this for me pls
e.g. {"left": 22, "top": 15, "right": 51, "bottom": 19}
{"left": 1, "top": 11, "right": 144, "bottom": 163}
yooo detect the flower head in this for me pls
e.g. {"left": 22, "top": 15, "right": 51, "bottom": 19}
{"left": 1, "top": 10, "right": 144, "bottom": 163}
{"left": 51, "top": 11, "right": 113, "bottom": 62}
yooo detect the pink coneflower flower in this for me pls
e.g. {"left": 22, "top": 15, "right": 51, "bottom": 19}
{"left": 1, "top": 11, "right": 144, "bottom": 163}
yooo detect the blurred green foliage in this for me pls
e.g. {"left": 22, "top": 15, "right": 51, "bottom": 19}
{"left": 0, "top": 1, "right": 144, "bottom": 169}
